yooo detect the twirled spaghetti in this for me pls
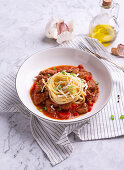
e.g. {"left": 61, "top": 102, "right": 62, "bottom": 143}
{"left": 45, "top": 72, "right": 88, "bottom": 104}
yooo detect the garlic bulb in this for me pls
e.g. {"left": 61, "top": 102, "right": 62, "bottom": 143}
{"left": 45, "top": 17, "right": 74, "bottom": 44}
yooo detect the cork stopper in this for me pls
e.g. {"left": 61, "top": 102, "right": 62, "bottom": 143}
{"left": 102, "top": 0, "right": 112, "bottom": 7}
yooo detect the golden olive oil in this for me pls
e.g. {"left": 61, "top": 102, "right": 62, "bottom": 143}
{"left": 89, "top": 24, "right": 116, "bottom": 47}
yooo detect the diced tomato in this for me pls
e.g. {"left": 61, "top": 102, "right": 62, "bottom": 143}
{"left": 31, "top": 81, "right": 37, "bottom": 91}
{"left": 88, "top": 106, "right": 92, "bottom": 112}
{"left": 57, "top": 68, "right": 61, "bottom": 72}
{"left": 71, "top": 104, "right": 77, "bottom": 112}
{"left": 88, "top": 100, "right": 93, "bottom": 106}
{"left": 58, "top": 112, "right": 70, "bottom": 119}
{"left": 85, "top": 75, "right": 92, "bottom": 81}
{"left": 78, "top": 64, "right": 84, "bottom": 70}
{"left": 73, "top": 112, "right": 79, "bottom": 116}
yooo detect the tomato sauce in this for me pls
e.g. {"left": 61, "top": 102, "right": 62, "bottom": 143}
{"left": 30, "top": 65, "right": 99, "bottom": 120}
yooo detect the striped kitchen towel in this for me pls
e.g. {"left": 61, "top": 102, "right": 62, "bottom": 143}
{"left": 0, "top": 36, "right": 124, "bottom": 166}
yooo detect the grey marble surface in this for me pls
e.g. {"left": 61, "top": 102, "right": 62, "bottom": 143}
{"left": 0, "top": 0, "right": 124, "bottom": 169}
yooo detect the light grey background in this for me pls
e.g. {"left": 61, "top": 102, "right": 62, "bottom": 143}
{"left": 0, "top": 0, "right": 124, "bottom": 169}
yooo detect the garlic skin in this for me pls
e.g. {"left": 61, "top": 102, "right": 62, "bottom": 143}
{"left": 57, "top": 31, "right": 74, "bottom": 44}
{"left": 45, "top": 17, "right": 74, "bottom": 44}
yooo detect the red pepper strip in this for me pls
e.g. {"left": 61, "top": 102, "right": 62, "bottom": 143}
{"left": 88, "top": 106, "right": 92, "bottom": 112}
{"left": 85, "top": 75, "right": 92, "bottom": 81}
{"left": 31, "top": 81, "right": 37, "bottom": 91}
{"left": 58, "top": 112, "right": 70, "bottom": 119}
{"left": 73, "top": 112, "right": 79, "bottom": 116}
{"left": 88, "top": 101, "right": 93, "bottom": 106}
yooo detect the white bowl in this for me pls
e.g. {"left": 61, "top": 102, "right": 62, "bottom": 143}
{"left": 16, "top": 47, "right": 112, "bottom": 124}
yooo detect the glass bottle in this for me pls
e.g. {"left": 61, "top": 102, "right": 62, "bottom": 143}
{"left": 89, "top": 0, "right": 119, "bottom": 47}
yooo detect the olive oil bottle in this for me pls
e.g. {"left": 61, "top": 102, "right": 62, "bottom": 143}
{"left": 89, "top": 0, "right": 119, "bottom": 47}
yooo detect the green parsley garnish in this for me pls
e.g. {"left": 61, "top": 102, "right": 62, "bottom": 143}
{"left": 48, "top": 74, "right": 51, "bottom": 77}
{"left": 111, "top": 115, "right": 114, "bottom": 120}
{"left": 70, "top": 73, "right": 75, "bottom": 77}
{"left": 38, "top": 108, "right": 42, "bottom": 111}
{"left": 53, "top": 87, "right": 56, "bottom": 90}
{"left": 120, "top": 115, "right": 124, "bottom": 119}
{"left": 53, "top": 67, "right": 56, "bottom": 71}
{"left": 43, "top": 107, "right": 47, "bottom": 110}
{"left": 36, "top": 81, "right": 39, "bottom": 84}
{"left": 68, "top": 85, "right": 73, "bottom": 89}
{"left": 58, "top": 85, "right": 62, "bottom": 90}
{"left": 95, "top": 81, "right": 99, "bottom": 85}
{"left": 61, "top": 70, "right": 66, "bottom": 75}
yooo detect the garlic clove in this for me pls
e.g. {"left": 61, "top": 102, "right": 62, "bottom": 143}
{"left": 57, "top": 31, "right": 74, "bottom": 44}
{"left": 45, "top": 17, "right": 74, "bottom": 44}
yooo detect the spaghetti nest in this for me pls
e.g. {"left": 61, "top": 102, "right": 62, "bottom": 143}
{"left": 45, "top": 72, "right": 88, "bottom": 104}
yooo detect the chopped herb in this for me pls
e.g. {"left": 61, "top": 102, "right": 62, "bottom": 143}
{"left": 68, "top": 85, "right": 73, "bottom": 89}
{"left": 70, "top": 73, "right": 75, "bottom": 77}
{"left": 38, "top": 108, "right": 42, "bottom": 111}
{"left": 43, "top": 107, "right": 47, "bottom": 110}
{"left": 70, "top": 89, "right": 76, "bottom": 94}
{"left": 58, "top": 85, "right": 62, "bottom": 90}
{"left": 95, "top": 81, "right": 99, "bottom": 85}
{"left": 53, "top": 87, "right": 56, "bottom": 90}
{"left": 48, "top": 74, "right": 51, "bottom": 77}
{"left": 120, "top": 115, "right": 124, "bottom": 119}
{"left": 111, "top": 115, "right": 114, "bottom": 120}
{"left": 61, "top": 70, "right": 66, "bottom": 75}
{"left": 53, "top": 67, "right": 56, "bottom": 71}
{"left": 36, "top": 81, "right": 39, "bottom": 84}
{"left": 58, "top": 106, "right": 61, "bottom": 111}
